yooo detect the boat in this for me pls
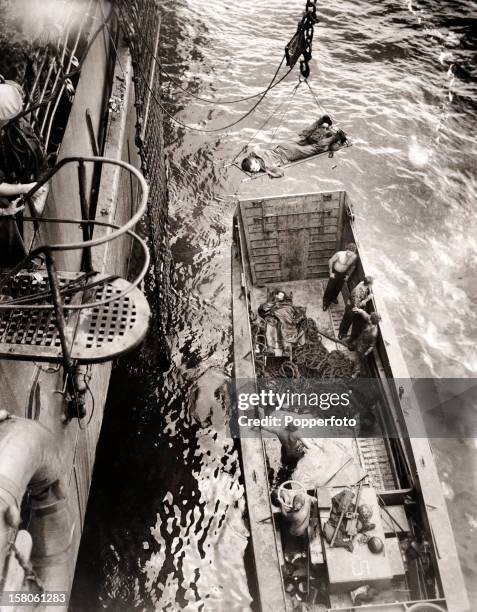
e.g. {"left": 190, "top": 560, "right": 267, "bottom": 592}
{"left": 231, "top": 190, "right": 469, "bottom": 612}
{"left": 0, "top": 4, "right": 163, "bottom": 606}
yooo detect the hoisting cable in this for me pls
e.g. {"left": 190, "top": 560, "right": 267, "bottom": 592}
{"left": 103, "top": 11, "right": 293, "bottom": 135}
{"left": 303, "top": 77, "right": 341, "bottom": 128}
{"left": 115, "top": 1, "right": 292, "bottom": 106}
{"left": 271, "top": 79, "right": 302, "bottom": 139}
{"left": 229, "top": 79, "right": 302, "bottom": 168}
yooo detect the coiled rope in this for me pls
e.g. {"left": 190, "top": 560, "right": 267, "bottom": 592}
{"left": 252, "top": 316, "right": 355, "bottom": 382}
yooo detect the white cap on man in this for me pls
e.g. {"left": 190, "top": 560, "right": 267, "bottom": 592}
{"left": 0, "top": 82, "right": 23, "bottom": 128}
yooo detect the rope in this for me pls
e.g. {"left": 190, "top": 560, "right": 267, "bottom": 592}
{"left": 271, "top": 80, "right": 301, "bottom": 140}
{"left": 231, "top": 80, "right": 301, "bottom": 165}
{"left": 116, "top": 1, "right": 292, "bottom": 107}
{"left": 252, "top": 316, "right": 356, "bottom": 386}
{"left": 304, "top": 78, "right": 341, "bottom": 129}
{"left": 1, "top": 532, "right": 45, "bottom": 594}
{"left": 101, "top": 11, "right": 292, "bottom": 135}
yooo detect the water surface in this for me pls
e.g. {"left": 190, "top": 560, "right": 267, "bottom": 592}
{"left": 72, "top": 0, "right": 477, "bottom": 609}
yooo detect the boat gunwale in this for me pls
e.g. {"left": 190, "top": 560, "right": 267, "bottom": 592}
{"left": 232, "top": 190, "right": 469, "bottom": 612}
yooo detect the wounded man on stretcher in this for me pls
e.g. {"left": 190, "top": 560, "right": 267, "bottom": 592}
{"left": 258, "top": 289, "right": 307, "bottom": 357}
{"left": 241, "top": 115, "right": 347, "bottom": 178}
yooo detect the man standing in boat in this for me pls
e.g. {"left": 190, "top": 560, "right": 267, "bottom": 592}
{"left": 240, "top": 115, "right": 347, "bottom": 178}
{"left": 338, "top": 276, "right": 374, "bottom": 340}
{"left": 322, "top": 243, "right": 358, "bottom": 311}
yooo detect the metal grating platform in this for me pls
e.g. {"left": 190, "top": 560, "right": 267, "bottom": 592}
{"left": 0, "top": 272, "right": 150, "bottom": 363}
{"left": 357, "top": 438, "right": 397, "bottom": 490}
{"left": 328, "top": 299, "right": 345, "bottom": 337}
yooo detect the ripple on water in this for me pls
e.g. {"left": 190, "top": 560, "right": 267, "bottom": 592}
{"left": 74, "top": 0, "right": 477, "bottom": 609}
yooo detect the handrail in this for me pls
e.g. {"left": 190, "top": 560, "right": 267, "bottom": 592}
{"left": 0, "top": 156, "right": 150, "bottom": 311}
{"left": 0, "top": 226, "right": 149, "bottom": 311}
{"left": 22, "top": 156, "right": 149, "bottom": 251}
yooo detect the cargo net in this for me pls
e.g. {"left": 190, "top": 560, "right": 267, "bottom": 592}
{"left": 0, "top": 0, "right": 96, "bottom": 154}
{"left": 252, "top": 316, "right": 355, "bottom": 381}
{"left": 117, "top": 0, "right": 173, "bottom": 338}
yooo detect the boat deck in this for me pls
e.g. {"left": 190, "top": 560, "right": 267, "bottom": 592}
{"left": 250, "top": 278, "right": 398, "bottom": 492}
{"left": 250, "top": 278, "right": 346, "bottom": 351}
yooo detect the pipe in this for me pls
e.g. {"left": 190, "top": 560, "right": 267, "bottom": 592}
{"left": 0, "top": 414, "right": 74, "bottom": 591}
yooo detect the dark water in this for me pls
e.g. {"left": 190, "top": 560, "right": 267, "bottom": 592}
{"left": 72, "top": 0, "right": 477, "bottom": 610}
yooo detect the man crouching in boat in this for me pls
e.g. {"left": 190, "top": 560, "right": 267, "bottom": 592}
{"left": 348, "top": 310, "right": 382, "bottom": 378}
{"left": 271, "top": 488, "right": 313, "bottom": 538}
{"left": 256, "top": 405, "right": 311, "bottom": 469}
{"left": 240, "top": 115, "right": 347, "bottom": 178}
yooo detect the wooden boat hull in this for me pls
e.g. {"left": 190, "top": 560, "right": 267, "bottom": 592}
{"left": 231, "top": 190, "right": 469, "bottom": 612}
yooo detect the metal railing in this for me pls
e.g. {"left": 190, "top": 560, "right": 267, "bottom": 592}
{"left": 0, "top": 156, "right": 150, "bottom": 312}
{"left": 0, "top": 156, "right": 149, "bottom": 419}
{"left": 25, "top": 0, "right": 98, "bottom": 152}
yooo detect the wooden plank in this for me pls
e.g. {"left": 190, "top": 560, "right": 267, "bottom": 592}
{"left": 309, "top": 248, "right": 334, "bottom": 258}
{"left": 308, "top": 259, "right": 330, "bottom": 269}
{"left": 250, "top": 231, "right": 279, "bottom": 241}
{"left": 308, "top": 258, "right": 332, "bottom": 268}
{"left": 263, "top": 199, "right": 320, "bottom": 217}
{"left": 310, "top": 235, "right": 337, "bottom": 244}
{"left": 250, "top": 238, "right": 277, "bottom": 249}
{"left": 255, "top": 262, "right": 281, "bottom": 272}
{"left": 310, "top": 226, "right": 338, "bottom": 236}
{"left": 248, "top": 224, "right": 265, "bottom": 234}
{"left": 278, "top": 228, "right": 310, "bottom": 281}
{"left": 243, "top": 200, "right": 264, "bottom": 209}
{"left": 311, "top": 209, "right": 339, "bottom": 220}
{"left": 240, "top": 190, "right": 344, "bottom": 206}
{"left": 307, "top": 264, "right": 328, "bottom": 274}
{"left": 255, "top": 270, "right": 282, "bottom": 280}
{"left": 309, "top": 243, "right": 335, "bottom": 252}
{"left": 256, "top": 254, "right": 280, "bottom": 264}
{"left": 251, "top": 247, "right": 280, "bottom": 257}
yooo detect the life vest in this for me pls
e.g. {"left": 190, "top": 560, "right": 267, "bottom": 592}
{"left": 0, "top": 414, "right": 74, "bottom": 592}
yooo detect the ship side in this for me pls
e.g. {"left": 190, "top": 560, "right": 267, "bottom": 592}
{"left": 0, "top": 9, "right": 155, "bottom": 608}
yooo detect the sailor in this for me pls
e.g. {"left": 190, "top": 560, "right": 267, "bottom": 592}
{"left": 338, "top": 276, "right": 374, "bottom": 340}
{"left": 241, "top": 115, "right": 347, "bottom": 178}
{"left": 257, "top": 407, "right": 310, "bottom": 469}
{"left": 322, "top": 243, "right": 358, "bottom": 311}
{"left": 271, "top": 489, "right": 312, "bottom": 537}
{"left": 348, "top": 310, "right": 382, "bottom": 378}
{"left": 0, "top": 76, "right": 48, "bottom": 269}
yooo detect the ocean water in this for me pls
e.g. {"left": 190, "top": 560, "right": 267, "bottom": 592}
{"left": 71, "top": 0, "right": 477, "bottom": 610}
